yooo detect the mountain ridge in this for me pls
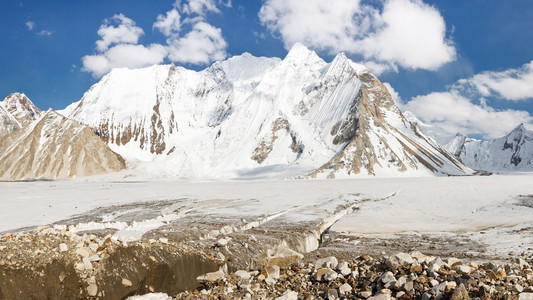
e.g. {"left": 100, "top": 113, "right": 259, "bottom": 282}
{"left": 446, "top": 123, "right": 533, "bottom": 172}
{"left": 60, "top": 43, "right": 472, "bottom": 179}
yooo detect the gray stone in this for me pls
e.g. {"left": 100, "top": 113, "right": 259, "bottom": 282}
{"left": 454, "top": 265, "right": 472, "bottom": 274}
{"left": 337, "top": 261, "right": 351, "bottom": 276}
{"left": 216, "top": 238, "right": 229, "bottom": 247}
{"left": 368, "top": 294, "right": 391, "bottom": 300}
{"left": 59, "top": 243, "right": 68, "bottom": 252}
{"left": 235, "top": 270, "right": 251, "bottom": 280}
{"left": 89, "top": 254, "right": 100, "bottom": 262}
{"left": 359, "top": 291, "right": 372, "bottom": 299}
{"left": 327, "top": 288, "right": 339, "bottom": 300}
{"left": 314, "top": 268, "right": 338, "bottom": 282}
{"left": 264, "top": 277, "right": 276, "bottom": 285}
{"left": 380, "top": 271, "right": 396, "bottom": 284}
{"left": 315, "top": 256, "right": 338, "bottom": 269}
{"left": 87, "top": 284, "right": 98, "bottom": 297}
{"left": 403, "top": 280, "right": 414, "bottom": 292}
{"left": 265, "top": 265, "right": 280, "bottom": 279}
{"left": 519, "top": 293, "right": 533, "bottom": 300}
{"left": 450, "top": 284, "right": 470, "bottom": 300}
{"left": 395, "top": 253, "right": 414, "bottom": 266}
{"left": 76, "top": 247, "right": 91, "bottom": 258}
{"left": 339, "top": 283, "right": 352, "bottom": 296}
{"left": 197, "top": 269, "right": 225, "bottom": 283}
{"left": 276, "top": 291, "right": 298, "bottom": 300}
{"left": 448, "top": 257, "right": 461, "bottom": 266}
{"left": 82, "top": 257, "right": 93, "bottom": 270}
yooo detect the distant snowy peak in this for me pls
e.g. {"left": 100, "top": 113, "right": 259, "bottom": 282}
{"left": 0, "top": 109, "right": 125, "bottom": 180}
{"left": 446, "top": 124, "right": 533, "bottom": 171}
{"left": 0, "top": 93, "right": 43, "bottom": 127}
{"left": 63, "top": 44, "right": 472, "bottom": 178}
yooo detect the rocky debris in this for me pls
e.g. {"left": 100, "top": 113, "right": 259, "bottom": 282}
{"left": 175, "top": 250, "right": 533, "bottom": 300}
{"left": 1, "top": 225, "right": 532, "bottom": 300}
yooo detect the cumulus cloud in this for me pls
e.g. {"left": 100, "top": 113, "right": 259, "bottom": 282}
{"left": 82, "top": 44, "right": 168, "bottom": 77}
{"left": 259, "top": 0, "right": 455, "bottom": 72}
{"left": 454, "top": 60, "right": 533, "bottom": 101}
{"left": 25, "top": 21, "right": 35, "bottom": 31}
{"left": 404, "top": 91, "right": 533, "bottom": 139}
{"left": 82, "top": 14, "right": 166, "bottom": 77}
{"left": 167, "top": 22, "right": 227, "bottom": 64}
{"left": 364, "top": 61, "right": 398, "bottom": 76}
{"left": 96, "top": 14, "right": 144, "bottom": 51}
{"left": 82, "top": 1, "right": 229, "bottom": 77}
{"left": 181, "top": 0, "right": 220, "bottom": 15}
{"left": 154, "top": 8, "right": 182, "bottom": 37}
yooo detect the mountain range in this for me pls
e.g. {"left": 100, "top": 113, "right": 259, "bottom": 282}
{"left": 0, "top": 44, "right": 529, "bottom": 180}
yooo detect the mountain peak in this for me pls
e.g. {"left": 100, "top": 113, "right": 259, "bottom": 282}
{"left": 1, "top": 93, "right": 42, "bottom": 127}
{"left": 511, "top": 123, "right": 526, "bottom": 132}
{"left": 285, "top": 42, "right": 319, "bottom": 61}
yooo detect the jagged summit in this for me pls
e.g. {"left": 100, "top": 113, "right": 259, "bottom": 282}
{"left": 61, "top": 48, "right": 471, "bottom": 178}
{"left": 0, "top": 93, "right": 42, "bottom": 127}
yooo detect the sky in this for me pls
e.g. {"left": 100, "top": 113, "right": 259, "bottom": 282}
{"left": 1, "top": 0, "right": 532, "bottom": 139}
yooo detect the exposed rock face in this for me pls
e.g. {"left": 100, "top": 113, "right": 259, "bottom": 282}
{"left": 61, "top": 44, "right": 471, "bottom": 178}
{"left": 310, "top": 68, "right": 470, "bottom": 178}
{"left": 446, "top": 124, "right": 533, "bottom": 171}
{"left": 0, "top": 109, "right": 125, "bottom": 180}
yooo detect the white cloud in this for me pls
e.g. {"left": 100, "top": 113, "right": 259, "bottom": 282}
{"left": 167, "top": 21, "right": 227, "bottom": 65}
{"left": 26, "top": 21, "right": 35, "bottom": 31}
{"left": 259, "top": 0, "right": 455, "bottom": 72}
{"left": 82, "top": 0, "right": 229, "bottom": 77}
{"left": 82, "top": 44, "right": 168, "bottom": 77}
{"left": 38, "top": 30, "right": 52, "bottom": 36}
{"left": 96, "top": 14, "right": 144, "bottom": 51}
{"left": 364, "top": 61, "right": 398, "bottom": 76}
{"left": 181, "top": 0, "right": 220, "bottom": 16}
{"left": 404, "top": 91, "right": 533, "bottom": 138}
{"left": 454, "top": 60, "right": 533, "bottom": 101}
{"left": 154, "top": 8, "right": 182, "bottom": 37}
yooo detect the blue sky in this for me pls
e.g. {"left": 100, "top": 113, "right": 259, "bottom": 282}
{"left": 1, "top": 0, "right": 532, "bottom": 138}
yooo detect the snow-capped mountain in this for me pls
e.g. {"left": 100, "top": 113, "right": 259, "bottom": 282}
{"left": 0, "top": 93, "right": 43, "bottom": 128}
{"left": 61, "top": 43, "right": 471, "bottom": 178}
{"left": 446, "top": 124, "right": 533, "bottom": 172}
{"left": 0, "top": 109, "right": 125, "bottom": 180}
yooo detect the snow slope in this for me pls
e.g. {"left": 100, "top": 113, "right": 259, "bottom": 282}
{"left": 446, "top": 124, "right": 533, "bottom": 171}
{"left": 0, "top": 109, "right": 125, "bottom": 180}
{"left": 62, "top": 44, "right": 471, "bottom": 178}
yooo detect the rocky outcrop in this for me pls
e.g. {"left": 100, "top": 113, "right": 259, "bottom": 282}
{"left": 0, "top": 109, "right": 125, "bottom": 180}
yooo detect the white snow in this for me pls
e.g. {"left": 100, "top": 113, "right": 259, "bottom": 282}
{"left": 1, "top": 174, "right": 532, "bottom": 257}
{"left": 59, "top": 43, "right": 468, "bottom": 179}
